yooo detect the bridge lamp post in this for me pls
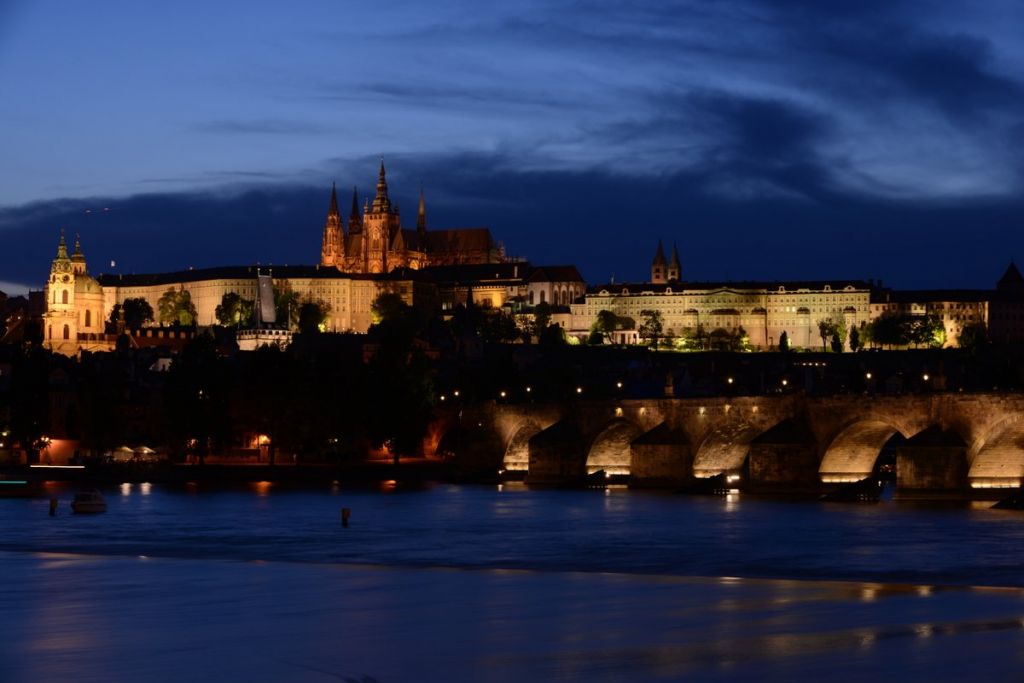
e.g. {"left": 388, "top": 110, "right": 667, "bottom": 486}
{"left": 865, "top": 372, "right": 872, "bottom": 380}
{"left": 922, "top": 373, "right": 930, "bottom": 382}
{"left": 499, "top": 390, "right": 507, "bottom": 399}
{"left": 576, "top": 386, "right": 583, "bottom": 395}
{"left": 616, "top": 381, "right": 623, "bottom": 390}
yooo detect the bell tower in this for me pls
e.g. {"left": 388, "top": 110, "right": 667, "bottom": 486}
{"left": 44, "top": 231, "right": 78, "bottom": 353}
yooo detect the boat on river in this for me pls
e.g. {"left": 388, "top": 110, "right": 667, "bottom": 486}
{"left": 70, "top": 490, "right": 107, "bottom": 513}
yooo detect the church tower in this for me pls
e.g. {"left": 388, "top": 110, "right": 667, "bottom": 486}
{"left": 44, "top": 232, "right": 106, "bottom": 356}
{"left": 651, "top": 240, "right": 667, "bottom": 284}
{"left": 320, "top": 183, "right": 344, "bottom": 268}
{"left": 667, "top": 242, "right": 681, "bottom": 281}
{"left": 362, "top": 160, "right": 400, "bottom": 273}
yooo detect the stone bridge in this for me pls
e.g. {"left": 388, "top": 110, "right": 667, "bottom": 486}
{"left": 432, "top": 393, "right": 1024, "bottom": 495}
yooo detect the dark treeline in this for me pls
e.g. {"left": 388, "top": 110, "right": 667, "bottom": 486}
{"left": 4, "top": 293, "right": 1024, "bottom": 464}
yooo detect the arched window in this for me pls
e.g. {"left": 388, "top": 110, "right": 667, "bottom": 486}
{"left": 85, "top": 310, "right": 91, "bottom": 327}
{"left": 540, "top": 291, "right": 546, "bottom": 304}
{"left": 48, "top": 325, "right": 52, "bottom": 340}
{"left": 63, "top": 324, "right": 70, "bottom": 340}
{"left": 61, "top": 290, "right": 68, "bottom": 305}
{"left": 528, "top": 291, "right": 534, "bottom": 305}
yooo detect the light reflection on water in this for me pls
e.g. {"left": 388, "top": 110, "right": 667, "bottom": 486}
{"left": 3, "top": 483, "right": 1024, "bottom": 589}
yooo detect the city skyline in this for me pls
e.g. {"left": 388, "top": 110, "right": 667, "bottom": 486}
{"left": 2, "top": 1, "right": 1023, "bottom": 292}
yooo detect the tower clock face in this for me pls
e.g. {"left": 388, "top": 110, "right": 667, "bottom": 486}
{"left": 62, "top": 275, "right": 70, "bottom": 283}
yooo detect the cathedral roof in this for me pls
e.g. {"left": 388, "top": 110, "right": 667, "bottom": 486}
{"left": 423, "top": 228, "right": 496, "bottom": 253}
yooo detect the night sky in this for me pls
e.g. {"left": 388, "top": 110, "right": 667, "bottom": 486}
{"left": 1, "top": 1, "right": 1022, "bottom": 295}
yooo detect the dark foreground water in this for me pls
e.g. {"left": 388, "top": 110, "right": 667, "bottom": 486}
{"left": 2, "top": 483, "right": 1024, "bottom": 681}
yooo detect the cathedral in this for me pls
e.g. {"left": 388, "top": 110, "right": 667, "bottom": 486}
{"left": 320, "top": 162, "right": 504, "bottom": 273}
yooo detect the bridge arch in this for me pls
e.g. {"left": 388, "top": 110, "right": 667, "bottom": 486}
{"left": 693, "top": 423, "right": 763, "bottom": 477}
{"left": 503, "top": 419, "right": 544, "bottom": 473}
{"left": 586, "top": 419, "right": 644, "bottom": 476}
{"left": 968, "top": 415, "right": 1024, "bottom": 489}
{"left": 818, "top": 419, "right": 909, "bottom": 483}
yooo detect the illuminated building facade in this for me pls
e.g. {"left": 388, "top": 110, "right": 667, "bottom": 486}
{"left": 320, "top": 162, "right": 504, "bottom": 273}
{"left": 43, "top": 233, "right": 109, "bottom": 355}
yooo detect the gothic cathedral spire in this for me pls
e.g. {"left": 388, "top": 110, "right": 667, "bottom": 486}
{"left": 320, "top": 182, "right": 344, "bottom": 268}
{"left": 348, "top": 186, "right": 362, "bottom": 234}
{"left": 417, "top": 187, "right": 427, "bottom": 241}
{"left": 372, "top": 159, "right": 391, "bottom": 213}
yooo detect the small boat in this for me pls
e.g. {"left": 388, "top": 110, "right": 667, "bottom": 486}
{"left": 70, "top": 490, "right": 107, "bottom": 514}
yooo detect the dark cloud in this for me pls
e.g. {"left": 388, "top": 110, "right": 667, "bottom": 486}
{"left": 3, "top": 152, "right": 1022, "bottom": 294}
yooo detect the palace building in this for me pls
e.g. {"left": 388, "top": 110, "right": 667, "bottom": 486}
{"left": 568, "top": 241, "right": 873, "bottom": 348}
{"left": 320, "top": 162, "right": 504, "bottom": 273}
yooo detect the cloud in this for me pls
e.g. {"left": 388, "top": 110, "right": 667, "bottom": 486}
{"left": 2, "top": 150, "right": 1022, "bottom": 294}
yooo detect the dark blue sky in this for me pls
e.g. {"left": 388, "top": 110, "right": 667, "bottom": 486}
{"left": 1, "top": 0, "right": 1022, "bottom": 294}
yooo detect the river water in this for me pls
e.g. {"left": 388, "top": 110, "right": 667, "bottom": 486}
{"left": 2, "top": 482, "right": 1023, "bottom": 681}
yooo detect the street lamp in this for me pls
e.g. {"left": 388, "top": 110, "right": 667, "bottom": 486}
{"left": 499, "top": 390, "right": 507, "bottom": 398}
{"left": 576, "top": 386, "right": 583, "bottom": 394}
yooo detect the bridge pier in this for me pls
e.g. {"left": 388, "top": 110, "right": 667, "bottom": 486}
{"left": 896, "top": 426, "right": 968, "bottom": 496}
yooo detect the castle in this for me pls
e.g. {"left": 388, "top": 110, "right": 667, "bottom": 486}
{"left": 319, "top": 161, "right": 503, "bottom": 273}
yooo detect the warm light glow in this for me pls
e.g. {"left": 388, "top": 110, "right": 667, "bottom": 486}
{"left": 727, "top": 377, "right": 733, "bottom": 384}
{"left": 30, "top": 464, "right": 85, "bottom": 469}
{"left": 866, "top": 372, "right": 872, "bottom": 379}
{"left": 525, "top": 386, "right": 532, "bottom": 393}
{"left": 140, "top": 482, "right": 152, "bottom": 495}
{"left": 726, "top": 474, "right": 740, "bottom": 483}
{"left": 616, "top": 381, "right": 623, "bottom": 389}
{"left": 453, "top": 390, "right": 460, "bottom": 397}
{"left": 120, "top": 483, "right": 132, "bottom": 495}
{"left": 781, "top": 379, "right": 788, "bottom": 386}
{"left": 615, "top": 407, "right": 623, "bottom": 417}
{"left": 499, "top": 390, "right": 506, "bottom": 398}
{"left": 576, "top": 386, "right": 583, "bottom": 394}
{"left": 252, "top": 481, "right": 273, "bottom": 496}
{"left": 922, "top": 374, "right": 930, "bottom": 381}
{"left": 440, "top": 395, "right": 446, "bottom": 401}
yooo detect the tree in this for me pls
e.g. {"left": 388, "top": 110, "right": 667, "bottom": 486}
{"left": 273, "top": 281, "right": 300, "bottom": 328}
{"left": 958, "top": 323, "right": 988, "bottom": 353}
{"left": 849, "top": 325, "right": 860, "bottom": 352}
{"left": 539, "top": 322, "right": 567, "bottom": 346}
{"left": 371, "top": 292, "right": 408, "bottom": 324}
{"left": 533, "top": 302, "right": 552, "bottom": 334}
{"left": 592, "top": 310, "right": 619, "bottom": 341}
{"left": 778, "top": 330, "right": 789, "bottom": 352}
{"left": 108, "top": 297, "right": 154, "bottom": 330}
{"left": 587, "top": 330, "right": 604, "bottom": 345}
{"left": 157, "top": 288, "right": 198, "bottom": 326}
{"left": 297, "top": 300, "right": 330, "bottom": 334}
{"left": 214, "top": 292, "right": 254, "bottom": 327}
{"left": 639, "top": 309, "right": 664, "bottom": 348}
{"left": 830, "top": 331, "right": 843, "bottom": 353}
{"left": 816, "top": 319, "right": 833, "bottom": 351}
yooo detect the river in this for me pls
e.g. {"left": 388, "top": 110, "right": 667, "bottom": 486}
{"left": 1, "top": 482, "right": 1023, "bottom": 681}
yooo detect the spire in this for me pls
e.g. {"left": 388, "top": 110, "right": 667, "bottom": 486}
{"left": 416, "top": 187, "right": 427, "bottom": 236}
{"left": 652, "top": 240, "right": 666, "bottom": 266}
{"left": 372, "top": 159, "right": 391, "bottom": 213}
{"left": 328, "top": 182, "right": 339, "bottom": 218}
{"left": 71, "top": 232, "right": 85, "bottom": 263}
{"left": 667, "top": 242, "right": 684, "bottom": 280}
{"left": 348, "top": 186, "right": 362, "bottom": 234}
{"left": 651, "top": 239, "right": 667, "bottom": 284}
{"left": 56, "top": 229, "right": 68, "bottom": 259}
